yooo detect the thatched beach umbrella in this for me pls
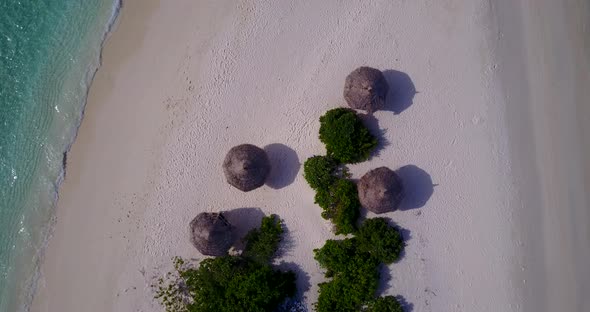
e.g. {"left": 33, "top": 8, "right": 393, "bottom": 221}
{"left": 343, "top": 67, "right": 389, "bottom": 113}
{"left": 189, "top": 212, "right": 233, "bottom": 256}
{"left": 358, "top": 167, "right": 404, "bottom": 214}
{"left": 223, "top": 144, "right": 270, "bottom": 192}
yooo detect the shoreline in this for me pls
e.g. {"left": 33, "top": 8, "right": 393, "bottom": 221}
{"left": 30, "top": 0, "right": 163, "bottom": 310}
{"left": 32, "top": 1, "right": 589, "bottom": 311}
{"left": 1, "top": 1, "right": 123, "bottom": 311}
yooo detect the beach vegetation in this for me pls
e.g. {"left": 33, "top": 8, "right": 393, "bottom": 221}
{"left": 314, "top": 179, "right": 360, "bottom": 235}
{"left": 303, "top": 155, "right": 339, "bottom": 190}
{"left": 313, "top": 220, "right": 406, "bottom": 312}
{"left": 313, "top": 238, "right": 378, "bottom": 311}
{"left": 154, "top": 215, "right": 296, "bottom": 312}
{"left": 306, "top": 106, "right": 410, "bottom": 310}
{"left": 276, "top": 298, "right": 308, "bottom": 312}
{"left": 356, "top": 218, "right": 405, "bottom": 264}
{"left": 319, "top": 108, "right": 377, "bottom": 164}
{"left": 363, "top": 296, "right": 404, "bottom": 312}
{"left": 315, "top": 271, "right": 378, "bottom": 312}
{"left": 242, "top": 214, "right": 284, "bottom": 264}
{"left": 313, "top": 238, "right": 379, "bottom": 278}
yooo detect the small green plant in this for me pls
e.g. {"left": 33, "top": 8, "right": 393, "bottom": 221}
{"left": 363, "top": 296, "right": 404, "bottom": 312}
{"left": 154, "top": 215, "right": 296, "bottom": 312}
{"left": 319, "top": 108, "right": 377, "bottom": 164}
{"left": 314, "top": 179, "right": 360, "bottom": 235}
{"left": 356, "top": 218, "right": 405, "bottom": 264}
{"left": 243, "top": 214, "right": 284, "bottom": 263}
{"left": 154, "top": 257, "right": 191, "bottom": 312}
{"left": 303, "top": 155, "right": 339, "bottom": 190}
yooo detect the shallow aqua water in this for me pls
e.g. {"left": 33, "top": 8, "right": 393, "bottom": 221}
{"left": 0, "top": 1, "right": 118, "bottom": 310}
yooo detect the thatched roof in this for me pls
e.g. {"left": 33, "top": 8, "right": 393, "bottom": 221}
{"left": 223, "top": 144, "right": 270, "bottom": 192}
{"left": 189, "top": 212, "right": 233, "bottom": 256}
{"left": 358, "top": 167, "right": 404, "bottom": 214}
{"left": 343, "top": 67, "right": 389, "bottom": 113}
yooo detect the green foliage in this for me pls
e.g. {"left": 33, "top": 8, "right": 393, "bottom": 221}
{"left": 303, "top": 155, "right": 339, "bottom": 190}
{"left": 307, "top": 107, "right": 410, "bottom": 310}
{"left": 319, "top": 108, "right": 377, "bottom": 164}
{"left": 243, "top": 214, "right": 284, "bottom": 263}
{"left": 363, "top": 296, "right": 404, "bottom": 312}
{"left": 313, "top": 239, "right": 378, "bottom": 278}
{"left": 314, "top": 179, "right": 360, "bottom": 235}
{"left": 304, "top": 109, "right": 367, "bottom": 234}
{"left": 314, "top": 239, "right": 356, "bottom": 277}
{"left": 313, "top": 238, "right": 379, "bottom": 312}
{"left": 154, "top": 216, "right": 296, "bottom": 312}
{"left": 316, "top": 273, "right": 378, "bottom": 312}
{"left": 356, "top": 218, "right": 405, "bottom": 264}
{"left": 182, "top": 256, "right": 296, "bottom": 312}
{"left": 312, "top": 220, "right": 408, "bottom": 312}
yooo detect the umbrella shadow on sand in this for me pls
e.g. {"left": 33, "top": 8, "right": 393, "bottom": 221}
{"left": 382, "top": 70, "right": 417, "bottom": 115}
{"left": 397, "top": 165, "right": 435, "bottom": 211}
{"left": 264, "top": 143, "right": 301, "bottom": 190}
{"left": 357, "top": 70, "right": 416, "bottom": 158}
{"left": 222, "top": 207, "right": 266, "bottom": 251}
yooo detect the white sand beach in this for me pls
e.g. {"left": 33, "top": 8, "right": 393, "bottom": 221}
{"left": 31, "top": 0, "right": 590, "bottom": 311}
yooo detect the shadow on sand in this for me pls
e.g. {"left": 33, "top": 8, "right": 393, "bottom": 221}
{"left": 275, "top": 219, "right": 312, "bottom": 297}
{"left": 357, "top": 69, "right": 415, "bottom": 158}
{"left": 264, "top": 143, "right": 301, "bottom": 190}
{"left": 276, "top": 260, "right": 312, "bottom": 303}
{"left": 223, "top": 207, "right": 266, "bottom": 251}
{"left": 376, "top": 220, "right": 414, "bottom": 312}
{"left": 397, "top": 165, "right": 435, "bottom": 211}
{"left": 382, "top": 69, "right": 417, "bottom": 115}
{"left": 359, "top": 113, "right": 390, "bottom": 159}
{"left": 396, "top": 295, "right": 414, "bottom": 312}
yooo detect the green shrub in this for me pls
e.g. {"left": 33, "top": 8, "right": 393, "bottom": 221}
{"left": 181, "top": 256, "right": 296, "bottom": 312}
{"left": 314, "top": 187, "right": 332, "bottom": 216}
{"left": 155, "top": 215, "right": 296, "bottom": 312}
{"left": 313, "top": 238, "right": 378, "bottom": 278}
{"left": 316, "top": 274, "right": 377, "bottom": 312}
{"left": 314, "top": 179, "right": 360, "bottom": 235}
{"left": 314, "top": 239, "right": 356, "bottom": 277}
{"left": 303, "top": 155, "right": 339, "bottom": 190}
{"left": 363, "top": 296, "right": 404, "bottom": 312}
{"left": 243, "top": 214, "right": 283, "bottom": 263}
{"left": 356, "top": 218, "right": 405, "bottom": 264}
{"left": 319, "top": 108, "right": 377, "bottom": 164}
{"left": 312, "top": 221, "right": 408, "bottom": 311}
{"left": 313, "top": 238, "right": 380, "bottom": 312}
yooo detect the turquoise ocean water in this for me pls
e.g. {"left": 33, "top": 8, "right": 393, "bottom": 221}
{"left": 0, "top": 1, "right": 119, "bottom": 310}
